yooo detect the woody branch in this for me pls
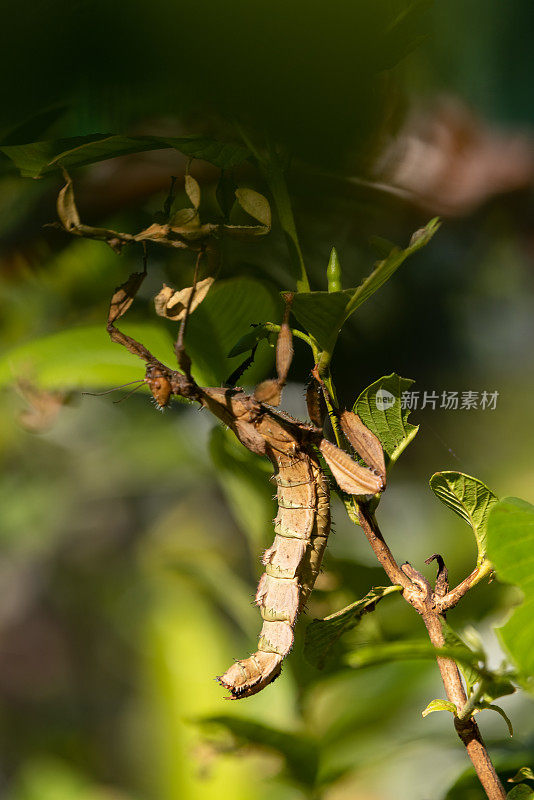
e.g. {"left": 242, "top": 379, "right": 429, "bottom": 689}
{"left": 356, "top": 505, "right": 506, "bottom": 800}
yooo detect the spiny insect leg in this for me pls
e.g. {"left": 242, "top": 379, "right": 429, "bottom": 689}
{"left": 225, "top": 344, "right": 259, "bottom": 388}
{"left": 311, "top": 365, "right": 386, "bottom": 480}
{"left": 107, "top": 245, "right": 156, "bottom": 365}
{"left": 174, "top": 248, "right": 205, "bottom": 378}
{"left": 254, "top": 293, "right": 294, "bottom": 406}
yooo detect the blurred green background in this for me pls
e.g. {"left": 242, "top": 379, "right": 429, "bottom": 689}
{"left": 0, "top": 1, "right": 533, "bottom": 798}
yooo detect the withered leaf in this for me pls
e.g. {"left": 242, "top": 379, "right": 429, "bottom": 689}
{"left": 153, "top": 284, "right": 175, "bottom": 317}
{"left": 154, "top": 277, "right": 214, "bottom": 321}
{"left": 185, "top": 174, "right": 201, "bottom": 210}
{"left": 57, "top": 171, "right": 80, "bottom": 231}
{"left": 254, "top": 378, "right": 282, "bottom": 406}
{"left": 169, "top": 208, "right": 199, "bottom": 229}
{"left": 235, "top": 187, "right": 272, "bottom": 228}
{"left": 108, "top": 271, "right": 146, "bottom": 324}
{"left": 222, "top": 223, "right": 270, "bottom": 240}
{"left": 135, "top": 223, "right": 172, "bottom": 241}
{"left": 340, "top": 410, "right": 386, "bottom": 479}
{"left": 319, "top": 439, "right": 384, "bottom": 497}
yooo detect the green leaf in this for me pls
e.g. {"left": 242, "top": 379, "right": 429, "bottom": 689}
{"left": 0, "top": 134, "right": 249, "bottom": 177}
{"left": 481, "top": 673, "right": 517, "bottom": 703}
{"left": 227, "top": 325, "right": 272, "bottom": 358}
{"left": 235, "top": 188, "right": 271, "bottom": 228}
{"left": 430, "top": 471, "right": 498, "bottom": 567}
{"left": 304, "top": 585, "right": 402, "bottom": 669}
{"left": 508, "top": 785, "right": 534, "bottom": 799}
{"left": 509, "top": 768, "right": 534, "bottom": 784}
{"left": 421, "top": 699, "right": 457, "bottom": 718}
{"left": 289, "top": 289, "right": 353, "bottom": 352}
{"left": 0, "top": 322, "right": 174, "bottom": 392}
{"left": 198, "top": 715, "right": 318, "bottom": 787}
{"left": 0, "top": 104, "right": 67, "bottom": 145}
{"left": 346, "top": 639, "right": 484, "bottom": 672}
{"left": 186, "top": 277, "right": 279, "bottom": 385}
{"left": 222, "top": 223, "right": 270, "bottom": 240}
{"left": 345, "top": 217, "right": 440, "bottom": 314}
{"left": 353, "top": 373, "right": 419, "bottom": 464}
{"left": 441, "top": 622, "right": 482, "bottom": 694}
{"left": 487, "top": 497, "right": 534, "bottom": 682}
{"left": 478, "top": 703, "right": 514, "bottom": 737}
{"left": 290, "top": 218, "right": 439, "bottom": 352}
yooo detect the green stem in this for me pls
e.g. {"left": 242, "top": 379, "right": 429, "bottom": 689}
{"left": 458, "top": 683, "right": 486, "bottom": 721}
{"left": 261, "top": 142, "right": 310, "bottom": 294}
{"left": 263, "top": 322, "right": 313, "bottom": 348}
{"left": 317, "top": 346, "right": 335, "bottom": 376}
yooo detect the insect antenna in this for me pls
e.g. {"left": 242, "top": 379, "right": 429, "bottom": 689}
{"left": 82, "top": 379, "right": 145, "bottom": 397}
{"left": 113, "top": 382, "right": 147, "bottom": 404}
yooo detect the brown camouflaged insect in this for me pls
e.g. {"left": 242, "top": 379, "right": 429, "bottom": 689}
{"left": 104, "top": 264, "right": 386, "bottom": 698}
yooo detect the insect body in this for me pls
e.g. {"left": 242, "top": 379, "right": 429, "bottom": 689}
{"left": 106, "top": 271, "right": 385, "bottom": 698}
{"left": 143, "top": 364, "right": 333, "bottom": 695}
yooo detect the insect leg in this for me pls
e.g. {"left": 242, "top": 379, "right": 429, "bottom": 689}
{"left": 106, "top": 244, "right": 157, "bottom": 364}
{"left": 174, "top": 248, "right": 205, "bottom": 378}
{"left": 305, "top": 375, "right": 327, "bottom": 429}
{"left": 254, "top": 294, "right": 294, "bottom": 406}
{"left": 311, "top": 366, "right": 386, "bottom": 480}
{"left": 225, "top": 344, "right": 259, "bottom": 388}
{"left": 275, "top": 293, "right": 294, "bottom": 392}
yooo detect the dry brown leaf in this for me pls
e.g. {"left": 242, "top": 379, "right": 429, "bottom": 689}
{"left": 170, "top": 207, "right": 198, "bottom": 228}
{"left": 185, "top": 174, "right": 201, "bottom": 210}
{"left": 222, "top": 224, "right": 269, "bottom": 240}
{"left": 57, "top": 172, "right": 80, "bottom": 231}
{"left": 108, "top": 271, "right": 146, "bottom": 324}
{"left": 153, "top": 284, "right": 175, "bottom": 317}
{"left": 154, "top": 277, "right": 214, "bottom": 321}
{"left": 134, "top": 223, "right": 172, "bottom": 241}
{"left": 235, "top": 187, "right": 272, "bottom": 228}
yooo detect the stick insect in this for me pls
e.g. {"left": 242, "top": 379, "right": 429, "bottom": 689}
{"left": 102, "top": 255, "right": 387, "bottom": 699}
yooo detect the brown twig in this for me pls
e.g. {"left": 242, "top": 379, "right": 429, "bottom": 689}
{"left": 354, "top": 506, "right": 506, "bottom": 800}
{"left": 437, "top": 561, "right": 493, "bottom": 612}
{"left": 356, "top": 505, "right": 413, "bottom": 590}
{"left": 422, "top": 613, "right": 506, "bottom": 799}
{"left": 425, "top": 553, "right": 449, "bottom": 598}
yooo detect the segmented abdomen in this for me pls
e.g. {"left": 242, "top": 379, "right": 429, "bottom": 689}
{"left": 218, "top": 448, "right": 331, "bottom": 698}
